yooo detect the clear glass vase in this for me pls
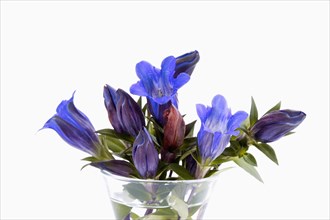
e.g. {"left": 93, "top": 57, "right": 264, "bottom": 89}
{"left": 102, "top": 170, "right": 219, "bottom": 220}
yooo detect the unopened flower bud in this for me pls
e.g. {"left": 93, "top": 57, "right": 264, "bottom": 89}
{"left": 103, "top": 84, "right": 145, "bottom": 137}
{"left": 132, "top": 128, "right": 159, "bottom": 179}
{"left": 251, "top": 109, "right": 306, "bottom": 143}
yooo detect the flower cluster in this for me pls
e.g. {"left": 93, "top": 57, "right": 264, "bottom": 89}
{"left": 42, "top": 51, "right": 306, "bottom": 181}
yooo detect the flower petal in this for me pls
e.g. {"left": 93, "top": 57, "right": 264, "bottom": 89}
{"left": 173, "top": 73, "right": 190, "bottom": 90}
{"left": 227, "top": 111, "right": 248, "bottom": 135}
{"left": 130, "top": 82, "right": 148, "bottom": 97}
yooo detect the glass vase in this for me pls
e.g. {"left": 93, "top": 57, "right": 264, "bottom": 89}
{"left": 102, "top": 170, "right": 219, "bottom": 220}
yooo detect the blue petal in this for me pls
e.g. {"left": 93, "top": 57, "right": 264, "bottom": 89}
{"left": 43, "top": 116, "right": 97, "bottom": 155}
{"left": 153, "top": 96, "right": 172, "bottom": 105}
{"left": 130, "top": 82, "right": 149, "bottom": 97}
{"left": 135, "top": 61, "right": 159, "bottom": 93}
{"left": 56, "top": 93, "right": 98, "bottom": 143}
{"left": 196, "top": 104, "right": 207, "bottom": 122}
{"left": 173, "top": 73, "right": 190, "bottom": 90}
{"left": 161, "top": 56, "right": 176, "bottom": 77}
{"left": 212, "top": 95, "right": 228, "bottom": 111}
{"left": 227, "top": 111, "right": 248, "bottom": 135}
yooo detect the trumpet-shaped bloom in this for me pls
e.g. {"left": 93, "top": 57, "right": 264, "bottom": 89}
{"left": 197, "top": 95, "right": 248, "bottom": 164}
{"left": 130, "top": 56, "right": 190, "bottom": 105}
{"left": 132, "top": 128, "right": 159, "bottom": 179}
{"left": 103, "top": 85, "right": 145, "bottom": 137}
{"left": 130, "top": 56, "right": 191, "bottom": 124}
{"left": 42, "top": 93, "right": 101, "bottom": 156}
{"left": 174, "top": 50, "right": 200, "bottom": 78}
{"left": 251, "top": 109, "right": 306, "bottom": 143}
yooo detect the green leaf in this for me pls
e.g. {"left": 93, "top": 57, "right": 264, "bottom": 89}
{"left": 123, "top": 183, "right": 152, "bottom": 202}
{"left": 143, "top": 208, "right": 178, "bottom": 220}
{"left": 168, "top": 192, "right": 189, "bottom": 219}
{"left": 254, "top": 143, "right": 279, "bottom": 165}
{"left": 96, "top": 128, "right": 134, "bottom": 142}
{"left": 233, "top": 157, "right": 263, "bottom": 183}
{"left": 249, "top": 97, "right": 258, "bottom": 126}
{"left": 179, "top": 146, "right": 197, "bottom": 161}
{"left": 222, "top": 147, "right": 237, "bottom": 157}
{"left": 137, "top": 96, "right": 142, "bottom": 108}
{"left": 100, "top": 135, "right": 127, "bottom": 153}
{"left": 81, "top": 156, "right": 99, "bottom": 162}
{"left": 285, "top": 131, "right": 295, "bottom": 136}
{"left": 185, "top": 120, "right": 196, "bottom": 137}
{"left": 111, "top": 201, "right": 132, "bottom": 220}
{"left": 243, "top": 153, "right": 258, "bottom": 166}
{"left": 265, "top": 101, "right": 281, "bottom": 115}
{"left": 168, "top": 164, "right": 194, "bottom": 180}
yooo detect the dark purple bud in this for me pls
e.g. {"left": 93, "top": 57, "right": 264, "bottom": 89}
{"left": 185, "top": 155, "right": 197, "bottom": 177}
{"left": 42, "top": 93, "right": 101, "bottom": 157}
{"left": 103, "top": 85, "right": 145, "bottom": 137}
{"left": 132, "top": 128, "right": 159, "bottom": 179}
{"left": 174, "top": 50, "right": 200, "bottom": 78}
{"left": 251, "top": 109, "right": 306, "bottom": 143}
{"left": 161, "top": 105, "right": 185, "bottom": 162}
{"left": 91, "top": 160, "right": 136, "bottom": 177}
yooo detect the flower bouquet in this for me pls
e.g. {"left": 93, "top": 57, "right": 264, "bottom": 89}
{"left": 42, "top": 51, "right": 306, "bottom": 220}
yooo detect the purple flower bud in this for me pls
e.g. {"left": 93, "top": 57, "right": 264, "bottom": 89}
{"left": 161, "top": 105, "right": 185, "bottom": 162}
{"left": 42, "top": 93, "right": 101, "bottom": 157}
{"left": 185, "top": 155, "right": 197, "bottom": 177}
{"left": 91, "top": 160, "right": 136, "bottom": 177}
{"left": 174, "top": 50, "right": 200, "bottom": 78}
{"left": 103, "top": 85, "right": 145, "bottom": 137}
{"left": 251, "top": 109, "right": 306, "bottom": 143}
{"left": 132, "top": 128, "right": 159, "bottom": 179}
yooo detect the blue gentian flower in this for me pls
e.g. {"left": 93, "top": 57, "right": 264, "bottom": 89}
{"left": 132, "top": 128, "right": 159, "bottom": 179}
{"left": 250, "top": 109, "right": 306, "bottom": 143}
{"left": 103, "top": 84, "right": 145, "bottom": 137}
{"left": 196, "top": 95, "right": 248, "bottom": 164}
{"left": 174, "top": 50, "right": 200, "bottom": 78}
{"left": 42, "top": 93, "right": 101, "bottom": 157}
{"left": 130, "top": 56, "right": 190, "bottom": 124}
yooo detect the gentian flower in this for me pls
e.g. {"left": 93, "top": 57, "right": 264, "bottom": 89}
{"left": 42, "top": 93, "right": 101, "bottom": 157}
{"left": 174, "top": 50, "right": 200, "bottom": 78}
{"left": 250, "top": 109, "right": 306, "bottom": 143}
{"left": 132, "top": 128, "right": 159, "bottom": 179}
{"left": 161, "top": 105, "right": 186, "bottom": 162}
{"left": 103, "top": 84, "right": 145, "bottom": 137}
{"left": 130, "top": 55, "right": 190, "bottom": 124}
{"left": 196, "top": 95, "right": 248, "bottom": 164}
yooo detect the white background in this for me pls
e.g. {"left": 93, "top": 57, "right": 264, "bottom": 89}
{"left": 1, "top": 1, "right": 329, "bottom": 219}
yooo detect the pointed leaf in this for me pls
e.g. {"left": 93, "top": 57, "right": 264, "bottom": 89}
{"left": 137, "top": 96, "right": 142, "bottom": 108}
{"left": 167, "top": 192, "right": 189, "bottom": 219}
{"left": 249, "top": 97, "right": 258, "bottom": 126}
{"left": 81, "top": 156, "right": 99, "bottom": 162}
{"left": 265, "top": 101, "right": 281, "bottom": 115}
{"left": 254, "top": 143, "right": 279, "bottom": 165}
{"left": 96, "top": 128, "right": 134, "bottom": 142}
{"left": 168, "top": 164, "right": 194, "bottom": 180}
{"left": 233, "top": 157, "right": 263, "bottom": 183}
{"left": 100, "top": 134, "right": 127, "bottom": 153}
{"left": 243, "top": 153, "right": 258, "bottom": 166}
{"left": 111, "top": 201, "right": 132, "bottom": 220}
{"left": 185, "top": 120, "right": 196, "bottom": 137}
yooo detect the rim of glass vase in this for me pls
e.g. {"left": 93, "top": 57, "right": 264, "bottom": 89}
{"left": 101, "top": 169, "right": 220, "bottom": 184}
